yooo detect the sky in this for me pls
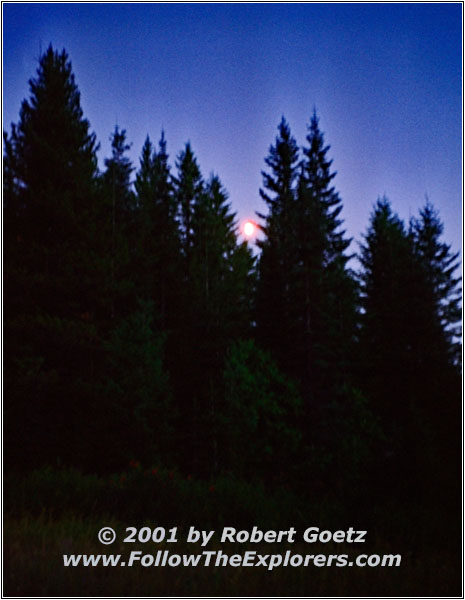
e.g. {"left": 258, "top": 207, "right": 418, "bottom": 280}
{"left": 3, "top": 3, "right": 462, "bottom": 257}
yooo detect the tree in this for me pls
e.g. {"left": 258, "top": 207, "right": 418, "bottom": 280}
{"left": 134, "top": 132, "right": 181, "bottom": 329}
{"left": 173, "top": 168, "right": 256, "bottom": 476}
{"left": 357, "top": 197, "right": 461, "bottom": 498}
{"left": 258, "top": 113, "right": 356, "bottom": 411}
{"left": 410, "top": 200, "right": 461, "bottom": 494}
{"left": 256, "top": 117, "right": 301, "bottom": 373}
{"left": 101, "top": 301, "right": 172, "bottom": 468}
{"left": 173, "top": 142, "right": 203, "bottom": 262}
{"left": 411, "top": 200, "right": 461, "bottom": 368}
{"left": 296, "top": 111, "right": 357, "bottom": 407}
{"left": 222, "top": 339, "right": 302, "bottom": 480}
{"left": 3, "top": 46, "right": 103, "bottom": 469}
{"left": 358, "top": 197, "right": 414, "bottom": 426}
{"left": 100, "top": 126, "right": 136, "bottom": 318}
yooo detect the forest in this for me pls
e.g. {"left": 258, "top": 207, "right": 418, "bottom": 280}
{"left": 3, "top": 46, "right": 462, "bottom": 597}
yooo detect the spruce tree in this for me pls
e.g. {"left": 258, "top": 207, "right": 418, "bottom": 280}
{"left": 101, "top": 126, "right": 136, "bottom": 318}
{"left": 358, "top": 197, "right": 414, "bottom": 422}
{"left": 411, "top": 200, "right": 461, "bottom": 368}
{"left": 256, "top": 113, "right": 359, "bottom": 486}
{"left": 256, "top": 117, "right": 301, "bottom": 373}
{"left": 134, "top": 132, "right": 181, "bottom": 329}
{"left": 297, "top": 111, "right": 356, "bottom": 407}
{"left": 173, "top": 142, "right": 203, "bottom": 262}
{"left": 3, "top": 46, "right": 102, "bottom": 469}
{"left": 410, "top": 201, "right": 461, "bottom": 493}
{"left": 358, "top": 197, "right": 435, "bottom": 495}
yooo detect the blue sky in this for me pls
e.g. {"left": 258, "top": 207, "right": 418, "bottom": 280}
{"left": 3, "top": 3, "right": 462, "bottom": 256}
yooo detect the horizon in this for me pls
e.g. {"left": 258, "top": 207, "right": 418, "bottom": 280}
{"left": 3, "top": 3, "right": 462, "bottom": 257}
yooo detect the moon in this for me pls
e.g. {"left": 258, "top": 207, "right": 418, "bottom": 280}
{"left": 243, "top": 221, "right": 255, "bottom": 237}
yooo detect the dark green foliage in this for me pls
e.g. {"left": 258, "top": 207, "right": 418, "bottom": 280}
{"left": 358, "top": 197, "right": 461, "bottom": 498}
{"left": 3, "top": 46, "right": 103, "bottom": 470}
{"left": 100, "top": 125, "right": 136, "bottom": 319}
{"left": 358, "top": 198, "right": 422, "bottom": 473}
{"left": 411, "top": 200, "right": 461, "bottom": 368}
{"left": 256, "top": 117, "right": 301, "bottom": 373}
{"left": 172, "top": 162, "right": 256, "bottom": 475}
{"left": 134, "top": 132, "right": 181, "bottom": 328}
{"left": 103, "top": 126, "right": 135, "bottom": 217}
{"left": 4, "top": 48, "right": 461, "bottom": 587}
{"left": 296, "top": 111, "right": 357, "bottom": 406}
{"left": 256, "top": 113, "right": 360, "bottom": 496}
{"left": 257, "top": 113, "right": 358, "bottom": 415}
{"left": 222, "top": 339, "right": 301, "bottom": 479}
{"left": 410, "top": 201, "right": 461, "bottom": 488}
{"left": 102, "top": 301, "right": 172, "bottom": 467}
{"left": 173, "top": 142, "right": 203, "bottom": 260}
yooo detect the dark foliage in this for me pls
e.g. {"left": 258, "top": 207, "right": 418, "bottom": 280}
{"left": 4, "top": 50, "right": 461, "bottom": 590}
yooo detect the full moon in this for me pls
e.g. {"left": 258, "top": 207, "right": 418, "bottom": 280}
{"left": 243, "top": 221, "right": 255, "bottom": 237}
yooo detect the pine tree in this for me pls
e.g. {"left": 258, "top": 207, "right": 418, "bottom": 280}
{"left": 258, "top": 113, "right": 356, "bottom": 402}
{"left": 358, "top": 197, "right": 431, "bottom": 496}
{"left": 104, "top": 126, "right": 134, "bottom": 217}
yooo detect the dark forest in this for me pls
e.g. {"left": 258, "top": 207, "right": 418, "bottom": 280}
{"left": 3, "top": 46, "right": 462, "bottom": 597}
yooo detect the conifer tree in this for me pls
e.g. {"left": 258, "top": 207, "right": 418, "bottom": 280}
{"left": 410, "top": 201, "right": 461, "bottom": 489}
{"left": 411, "top": 200, "right": 461, "bottom": 368}
{"left": 297, "top": 111, "right": 357, "bottom": 406}
{"left": 173, "top": 142, "right": 203, "bottom": 262}
{"left": 358, "top": 197, "right": 414, "bottom": 422}
{"left": 101, "top": 126, "right": 136, "bottom": 318}
{"left": 181, "top": 171, "right": 255, "bottom": 474}
{"left": 134, "top": 132, "right": 181, "bottom": 328}
{"left": 258, "top": 113, "right": 356, "bottom": 410}
{"left": 256, "top": 117, "right": 301, "bottom": 373}
{"left": 3, "top": 46, "right": 102, "bottom": 469}
{"left": 358, "top": 197, "right": 461, "bottom": 497}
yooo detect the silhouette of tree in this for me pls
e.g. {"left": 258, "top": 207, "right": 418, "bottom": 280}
{"left": 3, "top": 46, "right": 102, "bottom": 469}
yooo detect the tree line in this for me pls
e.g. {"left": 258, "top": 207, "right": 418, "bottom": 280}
{"left": 4, "top": 46, "right": 461, "bottom": 503}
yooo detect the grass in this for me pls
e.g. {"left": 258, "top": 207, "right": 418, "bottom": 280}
{"left": 4, "top": 513, "right": 461, "bottom": 596}
{"left": 3, "top": 467, "right": 462, "bottom": 597}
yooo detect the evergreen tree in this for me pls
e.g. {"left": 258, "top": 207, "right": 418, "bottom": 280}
{"left": 411, "top": 200, "right": 461, "bottom": 368}
{"left": 173, "top": 142, "right": 203, "bottom": 262}
{"left": 256, "top": 117, "right": 301, "bottom": 372}
{"left": 410, "top": 200, "right": 461, "bottom": 494}
{"left": 222, "top": 339, "right": 301, "bottom": 480}
{"left": 172, "top": 156, "right": 255, "bottom": 475}
{"left": 358, "top": 197, "right": 414, "bottom": 426}
{"left": 296, "top": 111, "right": 357, "bottom": 407}
{"left": 256, "top": 113, "right": 358, "bottom": 487}
{"left": 134, "top": 132, "right": 181, "bottom": 329}
{"left": 357, "top": 197, "right": 443, "bottom": 496}
{"left": 101, "top": 126, "right": 136, "bottom": 318}
{"left": 101, "top": 300, "right": 172, "bottom": 468}
{"left": 104, "top": 126, "right": 134, "bottom": 217}
{"left": 258, "top": 113, "right": 356, "bottom": 407}
{"left": 3, "top": 46, "right": 102, "bottom": 469}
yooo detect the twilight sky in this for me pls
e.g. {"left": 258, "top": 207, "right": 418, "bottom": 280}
{"left": 3, "top": 3, "right": 462, "bottom": 257}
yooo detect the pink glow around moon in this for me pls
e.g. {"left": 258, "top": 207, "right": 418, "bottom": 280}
{"left": 243, "top": 221, "right": 255, "bottom": 237}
